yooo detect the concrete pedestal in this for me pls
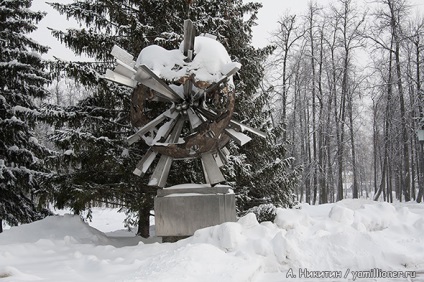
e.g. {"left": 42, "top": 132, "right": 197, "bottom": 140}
{"left": 154, "top": 184, "right": 236, "bottom": 238}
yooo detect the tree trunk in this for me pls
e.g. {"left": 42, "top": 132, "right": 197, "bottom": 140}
{"left": 328, "top": 29, "right": 338, "bottom": 203}
{"left": 410, "top": 121, "right": 416, "bottom": 200}
{"left": 308, "top": 3, "right": 318, "bottom": 205}
{"left": 325, "top": 87, "right": 334, "bottom": 202}
{"left": 0, "top": 219, "right": 3, "bottom": 233}
{"left": 336, "top": 47, "right": 349, "bottom": 201}
{"left": 374, "top": 41, "right": 394, "bottom": 201}
{"left": 417, "top": 143, "right": 424, "bottom": 202}
{"left": 137, "top": 206, "right": 151, "bottom": 238}
{"left": 336, "top": 72, "right": 347, "bottom": 201}
{"left": 349, "top": 106, "right": 359, "bottom": 198}
{"left": 373, "top": 101, "right": 379, "bottom": 195}
{"left": 305, "top": 93, "right": 312, "bottom": 204}
{"left": 299, "top": 81, "right": 306, "bottom": 203}
{"left": 395, "top": 45, "right": 411, "bottom": 202}
{"left": 388, "top": 0, "right": 410, "bottom": 201}
{"left": 137, "top": 192, "right": 154, "bottom": 238}
{"left": 414, "top": 36, "right": 424, "bottom": 202}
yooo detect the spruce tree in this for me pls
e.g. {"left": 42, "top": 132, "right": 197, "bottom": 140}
{"left": 0, "top": 0, "right": 52, "bottom": 232}
{"left": 47, "top": 0, "right": 299, "bottom": 235}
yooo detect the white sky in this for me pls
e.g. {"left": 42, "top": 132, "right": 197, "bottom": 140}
{"left": 30, "top": 0, "right": 424, "bottom": 60}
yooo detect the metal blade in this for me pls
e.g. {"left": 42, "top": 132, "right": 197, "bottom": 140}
{"left": 191, "top": 88, "right": 205, "bottom": 103}
{"left": 133, "top": 149, "right": 158, "bottom": 176}
{"left": 196, "top": 107, "right": 216, "bottom": 120}
{"left": 103, "top": 69, "right": 137, "bottom": 88}
{"left": 166, "top": 116, "right": 185, "bottom": 143}
{"left": 214, "top": 152, "right": 224, "bottom": 167}
{"left": 127, "top": 109, "right": 178, "bottom": 145}
{"left": 229, "top": 119, "right": 267, "bottom": 139}
{"left": 134, "top": 65, "right": 183, "bottom": 102}
{"left": 225, "top": 128, "right": 252, "bottom": 146}
{"left": 148, "top": 155, "right": 173, "bottom": 188}
{"left": 197, "top": 107, "right": 266, "bottom": 139}
{"left": 148, "top": 117, "right": 185, "bottom": 187}
{"left": 113, "top": 59, "right": 136, "bottom": 78}
{"left": 217, "top": 148, "right": 228, "bottom": 166}
{"left": 201, "top": 158, "right": 210, "bottom": 185}
{"left": 110, "top": 45, "right": 135, "bottom": 67}
{"left": 201, "top": 152, "right": 225, "bottom": 185}
{"left": 183, "top": 79, "right": 193, "bottom": 99}
{"left": 151, "top": 117, "right": 179, "bottom": 145}
{"left": 205, "top": 65, "right": 241, "bottom": 94}
{"left": 114, "top": 65, "right": 134, "bottom": 79}
{"left": 187, "top": 108, "right": 202, "bottom": 130}
{"left": 221, "top": 146, "right": 230, "bottom": 157}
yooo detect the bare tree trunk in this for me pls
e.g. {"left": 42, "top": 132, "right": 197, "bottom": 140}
{"left": 418, "top": 143, "right": 424, "bottom": 202}
{"left": 318, "top": 24, "right": 327, "bottom": 204}
{"left": 292, "top": 61, "right": 304, "bottom": 202}
{"left": 328, "top": 21, "right": 338, "bottom": 203}
{"left": 413, "top": 25, "right": 424, "bottom": 202}
{"left": 387, "top": 0, "right": 411, "bottom": 201}
{"left": 308, "top": 3, "right": 318, "bottom": 205}
{"left": 305, "top": 90, "right": 312, "bottom": 204}
{"left": 406, "top": 51, "right": 416, "bottom": 200}
{"left": 395, "top": 47, "right": 411, "bottom": 202}
{"left": 349, "top": 102, "right": 359, "bottom": 198}
{"left": 280, "top": 15, "right": 299, "bottom": 141}
{"left": 373, "top": 100, "right": 379, "bottom": 195}
{"left": 0, "top": 219, "right": 3, "bottom": 233}
{"left": 375, "top": 41, "right": 394, "bottom": 201}
{"left": 298, "top": 80, "right": 307, "bottom": 203}
{"left": 325, "top": 92, "right": 334, "bottom": 203}
{"left": 327, "top": 128, "right": 334, "bottom": 202}
{"left": 336, "top": 63, "right": 347, "bottom": 201}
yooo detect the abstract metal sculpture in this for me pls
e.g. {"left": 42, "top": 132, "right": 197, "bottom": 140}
{"left": 104, "top": 20, "right": 265, "bottom": 188}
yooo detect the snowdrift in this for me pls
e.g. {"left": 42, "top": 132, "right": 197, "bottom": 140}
{"left": 0, "top": 199, "right": 423, "bottom": 281}
{"left": 0, "top": 214, "right": 110, "bottom": 245}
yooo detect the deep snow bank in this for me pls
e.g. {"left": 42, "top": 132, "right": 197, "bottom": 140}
{"left": 0, "top": 214, "right": 110, "bottom": 245}
{"left": 0, "top": 199, "right": 423, "bottom": 281}
{"left": 185, "top": 199, "right": 424, "bottom": 273}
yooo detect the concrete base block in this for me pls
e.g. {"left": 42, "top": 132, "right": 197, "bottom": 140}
{"left": 154, "top": 184, "right": 236, "bottom": 237}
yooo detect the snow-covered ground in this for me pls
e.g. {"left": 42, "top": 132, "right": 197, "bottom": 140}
{"left": 1, "top": 199, "right": 424, "bottom": 281}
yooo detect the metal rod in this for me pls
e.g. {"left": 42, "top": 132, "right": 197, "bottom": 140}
{"left": 183, "top": 19, "right": 195, "bottom": 60}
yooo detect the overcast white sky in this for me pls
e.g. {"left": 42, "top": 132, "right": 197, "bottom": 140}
{"left": 31, "top": 0, "right": 424, "bottom": 60}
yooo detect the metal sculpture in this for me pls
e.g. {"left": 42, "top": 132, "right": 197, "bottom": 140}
{"left": 104, "top": 20, "right": 265, "bottom": 188}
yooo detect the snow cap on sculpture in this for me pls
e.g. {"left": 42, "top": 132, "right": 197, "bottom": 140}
{"left": 135, "top": 35, "right": 241, "bottom": 87}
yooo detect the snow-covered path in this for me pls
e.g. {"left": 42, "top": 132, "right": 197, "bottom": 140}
{"left": 1, "top": 199, "right": 423, "bottom": 281}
